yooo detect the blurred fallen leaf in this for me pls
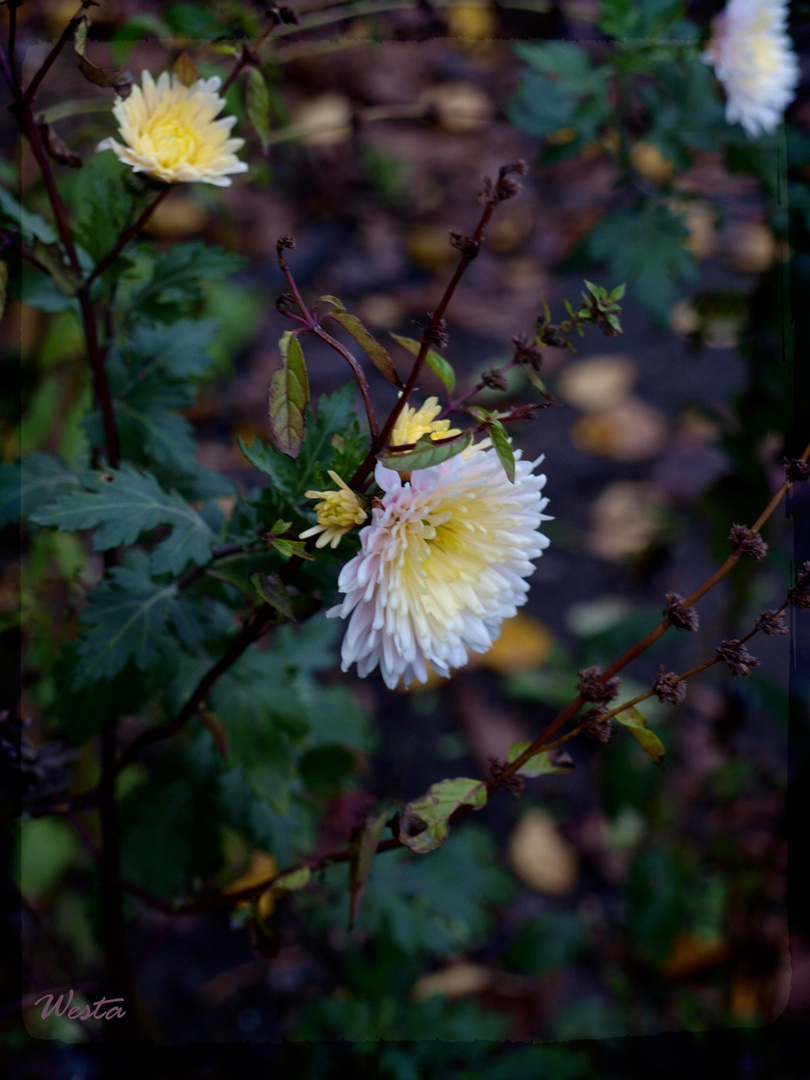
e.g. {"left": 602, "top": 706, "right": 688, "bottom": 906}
{"left": 294, "top": 94, "right": 352, "bottom": 147}
{"left": 447, "top": 0, "right": 499, "bottom": 41}
{"left": 486, "top": 211, "right": 534, "bottom": 254}
{"left": 480, "top": 613, "right": 554, "bottom": 674}
{"left": 557, "top": 355, "right": 637, "bottom": 412}
{"left": 721, "top": 220, "right": 776, "bottom": 273}
{"left": 570, "top": 397, "right": 668, "bottom": 462}
{"left": 630, "top": 141, "right": 674, "bottom": 185}
{"left": 669, "top": 299, "right": 701, "bottom": 337}
{"left": 357, "top": 294, "right": 405, "bottom": 330}
{"left": 588, "top": 481, "right": 666, "bottom": 561}
{"left": 405, "top": 224, "right": 460, "bottom": 275}
{"left": 662, "top": 933, "right": 729, "bottom": 980}
{"left": 421, "top": 81, "right": 493, "bottom": 133}
{"left": 507, "top": 809, "right": 579, "bottom": 896}
{"left": 143, "top": 193, "right": 209, "bottom": 238}
{"left": 412, "top": 962, "right": 493, "bottom": 1001}
{"left": 681, "top": 201, "right": 718, "bottom": 261}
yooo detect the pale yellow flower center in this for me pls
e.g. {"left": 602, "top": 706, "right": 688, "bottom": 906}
{"left": 391, "top": 397, "right": 461, "bottom": 447}
{"left": 141, "top": 107, "right": 201, "bottom": 169}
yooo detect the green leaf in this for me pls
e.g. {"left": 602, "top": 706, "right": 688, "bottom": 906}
{"left": 77, "top": 54, "right": 134, "bottom": 94}
{"left": 508, "top": 42, "right": 611, "bottom": 143}
{"left": 390, "top": 333, "right": 455, "bottom": 393}
{"left": 488, "top": 419, "right": 515, "bottom": 482}
{"left": 246, "top": 67, "right": 272, "bottom": 151}
{"left": 506, "top": 741, "right": 574, "bottom": 778}
{"left": 0, "top": 186, "right": 57, "bottom": 245}
{"left": 173, "top": 50, "right": 200, "bottom": 87}
{"left": 132, "top": 242, "right": 247, "bottom": 320}
{"left": 586, "top": 199, "right": 696, "bottom": 321}
{"left": 349, "top": 807, "right": 390, "bottom": 930}
{"left": 525, "top": 367, "right": 552, "bottom": 398}
{"left": 30, "top": 464, "right": 215, "bottom": 575}
{"left": 398, "top": 777, "right": 487, "bottom": 854}
{"left": 250, "top": 569, "right": 294, "bottom": 620}
{"left": 380, "top": 431, "right": 472, "bottom": 472}
{"left": 329, "top": 311, "right": 404, "bottom": 388}
{"left": 74, "top": 551, "right": 204, "bottom": 685}
{"left": 272, "top": 866, "right": 311, "bottom": 893}
{"left": 0, "top": 453, "right": 80, "bottom": 527}
{"left": 268, "top": 331, "right": 309, "bottom": 459}
{"left": 615, "top": 706, "right": 666, "bottom": 767}
{"left": 121, "top": 319, "right": 219, "bottom": 381}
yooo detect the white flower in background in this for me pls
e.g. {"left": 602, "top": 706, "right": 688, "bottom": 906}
{"left": 97, "top": 71, "right": 248, "bottom": 186}
{"left": 702, "top": 0, "right": 799, "bottom": 138}
{"left": 301, "top": 471, "right": 367, "bottom": 549}
{"left": 328, "top": 442, "right": 551, "bottom": 689}
{"left": 390, "top": 396, "right": 461, "bottom": 446}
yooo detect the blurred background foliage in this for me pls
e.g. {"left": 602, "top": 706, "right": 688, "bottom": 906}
{"left": 2, "top": 0, "right": 810, "bottom": 1073}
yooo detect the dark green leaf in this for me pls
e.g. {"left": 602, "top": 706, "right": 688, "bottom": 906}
{"left": 380, "top": 431, "right": 472, "bottom": 472}
{"left": 489, "top": 419, "right": 515, "bottom": 482}
{"left": 246, "top": 67, "right": 272, "bottom": 151}
{"left": 0, "top": 186, "right": 57, "bottom": 245}
{"left": 390, "top": 333, "right": 455, "bottom": 393}
{"left": 250, "top": 569, "right": 294, "bottom": 620}
{"left": 268, "top": 331, "right": 309, "bottom": 459}
{"left": 132, "top": 242, "right": 246, "bottom": 319}
{"left": 77, "top": 54, "right": 134, "bottom": 93}
{"left": 349, "top": 807, "right": 390, "bottom": 930}
{"left": 0, "top": 454, "right": 80, "bottom": 527}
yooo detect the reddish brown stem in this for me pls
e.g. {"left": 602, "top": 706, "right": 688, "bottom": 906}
{"left": 312, "top": 326, "right": 379, "bottom": 438}
{"left": 86, "top": 187, "right": 170, "bottom": 286}
{"left": 22, "top": 1, "right": 93, "bottom": 108}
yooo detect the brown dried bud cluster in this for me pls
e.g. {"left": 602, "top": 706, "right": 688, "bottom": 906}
{"left": 481, "top": 367, "right": 509, "bottom": 391}
{"left": 664, "top": 592, "right": 699, "bottom": 632}
{"left": 754, "top": 609, "right": 788, "bottom": 636}
{"left": 480, "top": 161, "right": 528, "bottom": 206}
{"left": 787, "top": 562, "right": 810, "bottom": 613}
{"left": 275, "top": 293, "right": 299, "bottom": 315}
{"left": 449, "top": 231, "right": 480, "bottom": 260}
{"left": 654, "top": 669, "right": 687, "bottom": 705}
{"left": 729, "top": 524, "right": 768, "bottom": 561}
{"left": 276, "top": 235, "right": 296, "bottom": 258}
{"left": 425, "top": 316, "right": 448, "bottom": 350}
{"left": 782, "top": 457, "right": 809, "bottom": 483}
{"left": 511, "top": 332, "right": 543, "bottom": 370}
{"left": 582, "top": 708, "right": 613, "bottom": 743}
{"left": 576, "top": 665, "right": 620, "bottom": 706}
{"left": 715, "top": 639, "right": 760, "bottom": 677}
{"left": 488, "top": 757, "right": 525, "bottom": 797}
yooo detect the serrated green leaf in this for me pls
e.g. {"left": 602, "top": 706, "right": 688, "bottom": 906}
{"left": 506, "top": 741, "right": 574, "bottom": 778}
{"left": 390, "top": 333, "right": 455, "bottom": 393}
{"left": 489, "top": 419, "right": 515, "bottom": 483}
{"left": 30, "top": 464, "right": 214, "bottom": 575}
{"left": 0, "top": 453, "right": 80, "bottom": 527}
{"left": 246, "top": 67, "right": 272, "bottom": 150}
{"left": 74, "top": 551, "right": 203, "bottom": 685}
{"left": 268, "top": 331, "right": 309, "bottom": 459}
{"left": 380, "top": 431, "right": 472, "bottom": 472}
{"left": 330, "top": 312, "right": 404, "bottom": 388}
{"left": 121, "top": 319, "right": 218, "bottom": 381}
{"left": 132, "top": 242, "right": 246, "bottom": 319}
{"left": 398, "top": 777, "right": 487, "bottom": 854}
{"left": 0, "top": 186, "right": 57, "bottom": 245}
{"left": 615, "top": 707, "right": 666, "bottom": 767}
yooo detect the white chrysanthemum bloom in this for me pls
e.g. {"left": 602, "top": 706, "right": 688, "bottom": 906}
{"left": 390, "top": 396, "right": 461, "bottom": 446}
{"left": 702, "top": 0, "right": 799, "bottom": 138}
{"left": 328, "top": 442, "right": 551, "bottom": 689}
{"left": 97, "top": 71, "right": 249, "bottom": 186}
{"left": 301, "top": 470, "right": 367, "bottom": 548}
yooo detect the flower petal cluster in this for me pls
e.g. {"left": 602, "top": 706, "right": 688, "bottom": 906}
{"left": 301, "top": 471, "right": 367, "bottom": 548}
{"left": 328, "top": 442, "right": 551, "bottom": 689}
{"left": 390, "top": 396, "right": 461, "bottom": 447}
{"left": 97, "top": 71, "right": 248, "bottom": 186}
{"left": 702, "top": 0, "right": 799, "bottom": 138}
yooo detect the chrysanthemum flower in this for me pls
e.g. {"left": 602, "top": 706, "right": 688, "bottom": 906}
{"left": 390, "top": 397, "right": 461, "bottom": 447}
{"left": 328, "top": 442, "right": 551, "bottom": 689}
{"left": 702, "top": 0, "right": 799, "bottom": 138}
{"left": 97, "top": 71, "right": 248, "bottom": 186}
{"left": 301, "top": 471, "right": 367, "bottom": 548}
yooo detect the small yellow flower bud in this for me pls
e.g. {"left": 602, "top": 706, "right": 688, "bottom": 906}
{"left": 300, "top": 471, "right": 367, "bottom": 548}
{"left": 390, "top": 397, "right": 461, "bottom": 448}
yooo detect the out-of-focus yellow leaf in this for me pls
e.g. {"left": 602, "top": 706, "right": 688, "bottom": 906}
{"left": 481, "top": 614, "right": 554, "bottom": 674}
{"left": 293, "top": 94, "right": 352, "bottom": 147}
{"left": 556, "top": 355, "right": 637, "bottom": 412}
{"left": 662, "top": 932, "right": 728, "bottom": 979}
{"left": 447, "top": 0, "right": 500, "bottom": 41}
{"left": 507, "top": 809, "right": 579, "bottom": 896}
{"left": 588, "top": 481, "right": 665, "bottom": 561}
{"left": 420, "top": 81, "right": 492, "bottom": 133}
{"left": 405, "top": 224, "right": 460, "bottom": 275}
{"left": 570, "top": 398, "right": 668, "bottom": 462}
{"left": 225, "top": 851, "right": 277, "bottom": 896}
{"left": 412, "top": 962, "right": 493, "bottom": 1002}
{"left": 722, "top": 220, "right": 776, "bottom": 273}
{"left": 144, "top": 193, "right": 209, "bottom": 237}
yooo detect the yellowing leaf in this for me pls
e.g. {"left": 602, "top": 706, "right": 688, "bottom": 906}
{"left": 507, "top": 809, "right": 578, "bottom": 895}
{"left": 268, "top": 331, "right": 309, "bottom": 458}
{"left": 615, "top": 706, "right": 665, "bottom": 767}
{"left": 328, "top": 309, "right": 404, "bottom": 388}
{"left": 389, "top": 333, "right": 456, "bottom": 393}
{"left": 481, "top": 613, "right": 554, "bottom": 674}
{"left": 272, "top": 866, "right": 311, "bottom": 893}
{"left": 506, "top": 741, "right": 573, "bottom": 778}
{"left": 398, "top": 777, "right": 487, "bottom": 854}
{"left": 225, "top": 851, "right": 277, "bottom": 896}
{"left": 173, "top": 51, "right": 200, "bottom": 87}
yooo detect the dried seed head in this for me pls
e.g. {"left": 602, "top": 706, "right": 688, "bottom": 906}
{"left": 276, "top": 235, "right": 296, "bottom": 258}
{"left": 576, "top": 665, "right": 620, "bottom": 706}
{"left": 582, "top": 708, "right": 613, "bottom": 742}
{"left": 481, "top": 367, "right": 509, "bottom": 391}
{"left": 729, "top": 524, "right": 768, "bottom": 561}
{"left": 425, "top": 317, "right": 448, "bottom": 350}
{"left": 664, "top": 592, "right": 699, "bottom": 632}
{"left": 488, "top": 757, "right": 525, "bottom": 796}
{"left": 449, "top": 231, "right": 480, "bottom": 260}
{"left": 782, "top": 457, "right": 809, "bottom": 483}
{"left": 787, "top": 561, "right": 810, "bottom": 613}
{"left": 754, "top": 609, "right": 788, "bottom": 636}
{"left": 654, "top": 668, "right": 687, "bottom": 705}
{"left": 716, "top": 639, "right": 760, "bottom": 677}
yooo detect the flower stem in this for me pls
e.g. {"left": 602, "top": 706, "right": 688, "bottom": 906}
{"left": 86, "top": 187, "right": 171, "bottom": 286}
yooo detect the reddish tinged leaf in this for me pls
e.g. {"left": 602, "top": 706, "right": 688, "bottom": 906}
{"left": 329, "top": 310, "right": 404, "bottom": 388}
{"left": 348, "top": 807, "right": 390, "bottom": 929}
{"left": 268, "top": 331, "right": 309, "bottom": 458}
{"left": 398, "top": 777, "right": 487, "bottom": 854}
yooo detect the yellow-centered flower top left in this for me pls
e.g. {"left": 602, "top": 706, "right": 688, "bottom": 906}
{"left": 97, "top": 71, "right": 249, "bottom": 186}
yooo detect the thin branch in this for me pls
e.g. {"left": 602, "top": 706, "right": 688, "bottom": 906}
{"left": 86, "top": 187, "right": 170, "bottom": 287}
{"left": 22, "top": 1, "right": 93, "bottom": 108}
{"left": 312, "top": 326, "right": 379, "bottom": 439}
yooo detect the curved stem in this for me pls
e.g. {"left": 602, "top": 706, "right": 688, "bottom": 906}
{"left": 312, "top": 326, "right": 379, "bottom": 438}
{"left": 86, "top": 187, "right": 170, "bottom": 286}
